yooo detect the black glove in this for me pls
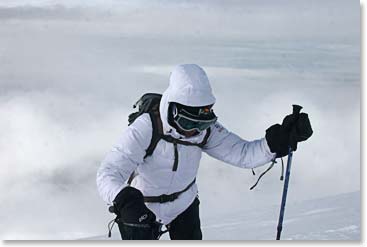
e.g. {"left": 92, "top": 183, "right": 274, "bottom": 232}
{"left": 266, "top": 112, "right": 313, "bottom": 158}
{"left": 113, "top": 186, "right": 156, "bottom": 225}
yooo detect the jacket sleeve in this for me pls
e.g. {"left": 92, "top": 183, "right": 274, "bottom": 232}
{"left": 96, "top": 114, "right": 152, "bottom": 204}
{"left": 203, "top": 122, "right": 276, "bottom": 169}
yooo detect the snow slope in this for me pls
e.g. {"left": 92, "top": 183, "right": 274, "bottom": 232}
{"left": 83, "top": 191, "right": 360, "bottom": 240}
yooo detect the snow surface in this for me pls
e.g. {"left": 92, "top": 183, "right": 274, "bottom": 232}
{"left": 82, "top": 191, "right": 360, "bottom": 240}
{"left": 0, "top": 0, "right": 360, "bottom": 240}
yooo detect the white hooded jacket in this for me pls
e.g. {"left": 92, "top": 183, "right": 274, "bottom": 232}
{"left": 96, "top": 64, "right": 275, "bottom": 225}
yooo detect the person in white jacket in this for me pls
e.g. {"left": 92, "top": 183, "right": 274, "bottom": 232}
{"left": 96, "top": 64, "right": 313, "bottom": 240}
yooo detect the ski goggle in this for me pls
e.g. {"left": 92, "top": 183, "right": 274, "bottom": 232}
{"left": 173, "top": 107, "right": 217, "bottom": 132}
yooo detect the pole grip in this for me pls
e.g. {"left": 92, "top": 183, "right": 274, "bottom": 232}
{"left": 288, "top": 104, "right": 303, "bottom": 151}
{"left": 292, "top": 104, "right": 302, "bottom": 116}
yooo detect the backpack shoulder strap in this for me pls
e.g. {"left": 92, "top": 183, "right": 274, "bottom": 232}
{"left": 126, "top": 111, "right": 164, "bottom": 185}
{"left": 144, "top": 110, "right": 163, "bottom": 159}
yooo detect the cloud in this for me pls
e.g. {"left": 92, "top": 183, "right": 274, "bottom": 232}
{"left": 0, "top": 0, "right": 360, "bottom": 41}
{"left": 0, "top": 91, "right": 127, "bottom": 239}
{"left": 0, "top": 0, "right": 359, "bottom": 239}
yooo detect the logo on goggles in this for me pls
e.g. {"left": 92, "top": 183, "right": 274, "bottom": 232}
{"left": 199, "top": 107, "right": 211, "bottom": 115}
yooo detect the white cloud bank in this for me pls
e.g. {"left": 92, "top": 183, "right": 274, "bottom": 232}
{"left": 0, "top": 0, "right": 359, "bottom": 240}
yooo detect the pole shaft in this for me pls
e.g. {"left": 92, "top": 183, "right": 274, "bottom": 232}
{"left": 276, "top": 147, "right": 293, "bottom": 240}
{"left": 276, "top": 104, "right": 302, "bottom": 240}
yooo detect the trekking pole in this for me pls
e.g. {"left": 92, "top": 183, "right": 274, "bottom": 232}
{"left": 276, "top": 104, "right": 302, "bottom": 240}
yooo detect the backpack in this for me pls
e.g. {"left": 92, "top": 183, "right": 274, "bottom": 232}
{"left": 126, "top": 93, "right": 211, "bottom": 183}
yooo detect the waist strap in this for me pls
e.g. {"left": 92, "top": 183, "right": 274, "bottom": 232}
{"left": 144, "top": 179, "right": 196, "bottom": 204}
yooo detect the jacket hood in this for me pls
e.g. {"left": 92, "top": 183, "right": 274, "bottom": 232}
{"left": 159, "top": 64, "right": 216, "bottom": 136}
